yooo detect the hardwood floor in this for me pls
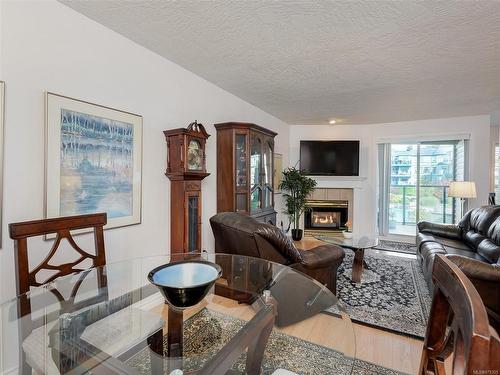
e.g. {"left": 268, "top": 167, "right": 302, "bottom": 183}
{"left": 146, "top": 236, "right": 423, "bottom": 374}
{"left": 294, "top": 235, "right": 423, "bottom": 374}
{"left": 150, "top": 294, "right": 422, "bottom": 374}
{"left": 354, "top": 322, "right": 422, "bottom": 374}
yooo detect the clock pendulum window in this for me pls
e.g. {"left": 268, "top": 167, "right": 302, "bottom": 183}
{"left": 164, "top": 121, "right": 210, "bottom": 254}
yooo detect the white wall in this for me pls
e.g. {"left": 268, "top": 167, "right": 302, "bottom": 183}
{"left": 0, "top": 0, "right": 289, "bottom": 305}
{"left": 490, "top": 125, "right": 499, "bottom": 192}
{"left": 289, "top": 115, "right": 491, "bottom": 238}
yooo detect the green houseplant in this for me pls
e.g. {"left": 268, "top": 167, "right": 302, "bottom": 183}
{"left": 278, "top": 167, "right": 317, "bottom": 241}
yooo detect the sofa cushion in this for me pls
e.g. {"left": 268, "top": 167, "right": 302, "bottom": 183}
{"left": 419, "top": 241, "right": 446, "bottom": 262}
{"left": 418, "top": 221, "right": 462, "bottom": 240}
{"left": 476, "top": 239, "right": 500, "bottom": 264}
{"left": 419, "top": 242, "right": 446, "bottom": 287}
{"left": 417, "top": 232, "right": 472, "bottom": 252}
{"left": 463, "top": 230, "right": 487, "bottom": 250}
{"left": 300, "top": 245, "right": 344, "bottom": 269}
{"left": 487, "top": 216, "right": 500, "bottom": 246}
{"left": 445, "top": 247, "right": 488, "bottom": 262}
{"left": 416, "top": 232, "right": 436, "bottom": 249}
{"left": 211, "top": 219, "right": 261, "bottom": 258}
{"left": 437, "top": 238, "right": 472, "bottom": 251}
{"left": 254, "top": 224, "right": 302, "bottom": 263}
{"left": 461, "top": 205, "right": 500, "bottom": 235}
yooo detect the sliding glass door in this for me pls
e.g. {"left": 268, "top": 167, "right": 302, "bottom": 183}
{"left": 380, "top": 140, "right": 465, "bottom": 236}
{"left": 388, "top": 144, "right": 418, "bottom": 235}
{"left": 418, "top": 143, "right": 456, "bottom": 225}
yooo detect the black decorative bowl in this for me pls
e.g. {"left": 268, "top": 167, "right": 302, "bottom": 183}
{"left": 148, "top": 260, "right": 222, "bottom": 309}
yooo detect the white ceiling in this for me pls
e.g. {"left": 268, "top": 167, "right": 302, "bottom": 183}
{"left": 61, "top": 1, "right": 500, "bottom": 125}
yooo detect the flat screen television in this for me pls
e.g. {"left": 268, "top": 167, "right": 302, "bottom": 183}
{"left": 300, "top": 140, "right": 360, "bottom": 176}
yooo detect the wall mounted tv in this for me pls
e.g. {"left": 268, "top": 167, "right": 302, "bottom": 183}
{"left": 300, "top": 140, "right": 360, "bottom": 176}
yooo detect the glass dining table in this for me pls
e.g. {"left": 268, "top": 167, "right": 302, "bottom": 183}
{"left": 0, "top": 253, "right": 355, "bottom": 374}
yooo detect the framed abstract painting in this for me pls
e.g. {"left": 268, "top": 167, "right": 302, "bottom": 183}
{"left": 45, "top": 93, "right": 142, "bottom": 231}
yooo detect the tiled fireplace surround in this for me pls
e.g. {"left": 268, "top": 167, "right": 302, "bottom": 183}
{"left": 304, "top": 188, "right": 354, "bottom": 236}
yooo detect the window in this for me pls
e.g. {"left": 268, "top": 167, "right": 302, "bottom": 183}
{"left": 495, "top": 145, "right": 499, "bottom": 195}
{"left": 378, "top": 140, "right": 467, "bottom": 237}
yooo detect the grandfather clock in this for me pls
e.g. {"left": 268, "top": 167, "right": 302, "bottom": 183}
{"left": 164, "top": 121, "right": 210, "bottom": 254}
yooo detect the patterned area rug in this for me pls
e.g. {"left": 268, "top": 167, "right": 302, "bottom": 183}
{"left": 328, "top": 249, "right": 431, "bottom": 338}
{"left": 374, "top": 240, "right": 417, "bottom": 255}
{"left": 126, "top": 308, "right": 409, "bottom": 375}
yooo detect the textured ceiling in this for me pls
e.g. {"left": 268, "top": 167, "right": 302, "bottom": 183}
{"left": 61, "top": 1, "right": 500, "bottom": 125}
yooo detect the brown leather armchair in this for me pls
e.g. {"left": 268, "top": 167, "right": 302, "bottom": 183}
{"left": 210, "top": 212, "right": 345, "bottom": 294}
{"left": 417, "top": 205, "right": 500, "bottom": 329}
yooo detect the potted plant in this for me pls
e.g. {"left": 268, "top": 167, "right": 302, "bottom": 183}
{"left": 343, "top": 219, "right": 353, "bottom": 239}
{"left": 278, "top": 167, "right": 317, "bottom": 241}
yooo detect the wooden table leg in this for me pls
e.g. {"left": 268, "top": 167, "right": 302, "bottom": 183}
{"left": 352, "top": 248, "right": 365, "bottom": 283}
{"left": 167, "top": 305, "right": 183, "bottom": 357}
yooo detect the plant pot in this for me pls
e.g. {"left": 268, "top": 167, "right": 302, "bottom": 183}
{"left": 291, "top": 229, "right": 303, "bottom": 241}
{"left": 343, "top": 230, "right": 353, "bottom": 239}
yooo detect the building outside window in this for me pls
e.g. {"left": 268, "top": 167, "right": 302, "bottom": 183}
{"left": 379, "top": 140, "right": 467, "bottom": 237}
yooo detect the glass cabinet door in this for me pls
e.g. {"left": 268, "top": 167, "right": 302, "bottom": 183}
{"left": 235, "top": 134, "right": 248, "bottom": 189}
{"left": 263, "top": 139, "right": 274, "bottom": 209}
{"left": 235, "top": 133, "right": 248, "bottom": 213}
{"left": 186, "top": 192, "right": 200, "bottom": 252}
{"left": 250, "top": 134, "right": 262, "bottom": 212}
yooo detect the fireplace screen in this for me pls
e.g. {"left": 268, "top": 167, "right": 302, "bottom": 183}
{"left": 304, "top": 201, "right": 348, "bottom": 231}
{"left": 311, "top": 211, "right": 341, "bottom": 228}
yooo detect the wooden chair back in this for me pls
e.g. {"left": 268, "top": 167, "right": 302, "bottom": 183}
{"left": 9, "top": 213, "right": 107, "bottom": 303}
{"left": 420, "top": 254, "right": 500, "bottom": 374}
{"left": 9, "top": 213, "right": 108, "bottom": 374}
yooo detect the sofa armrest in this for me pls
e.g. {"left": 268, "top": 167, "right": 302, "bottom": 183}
{"left": 447, "top": 255, "right": 500, "bottom": 282}
{"left": 417, "top": 221, "right": 462, "bottom": 240}
{"left": 300, "top": 245, "right": 345, "bottom": 269}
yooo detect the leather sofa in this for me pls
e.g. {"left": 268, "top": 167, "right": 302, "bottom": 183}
{"left": 210, "top": 212, "right": 345, "bottom": 294}
{"left": 417, "top": 205, "right": 500, "bottom": 328}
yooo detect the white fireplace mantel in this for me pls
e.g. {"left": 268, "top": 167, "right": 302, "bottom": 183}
{"left": 311, "top": 176, "right": 367, "bottom": 190}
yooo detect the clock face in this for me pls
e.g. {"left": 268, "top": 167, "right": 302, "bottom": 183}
{"left": 187, "top": 139, "right": 203, "bottom": 171}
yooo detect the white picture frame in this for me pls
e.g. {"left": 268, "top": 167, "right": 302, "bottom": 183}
{"left": 45, "top": 92, "right": 142, "bottom": 232}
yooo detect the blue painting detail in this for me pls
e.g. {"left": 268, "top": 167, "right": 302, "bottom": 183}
{"left": 60, "top": 109, "right": 134, "bottom": 219}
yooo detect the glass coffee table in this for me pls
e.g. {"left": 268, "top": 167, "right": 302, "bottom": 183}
{"left": 315, "top": 235, "right": 379, "bottom": 283}
{"left": 1, "top": 253, "right": 355, "bottom": 374}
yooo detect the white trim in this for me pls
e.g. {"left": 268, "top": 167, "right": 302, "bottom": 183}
{"left": 376, "top": 132, "right": 471, "bottom": 144}
{"left": 312, "top": 176, "right": 367, "bottom": 190}
{"left": 309, "top": 176, "right": 367, "bottom": 181}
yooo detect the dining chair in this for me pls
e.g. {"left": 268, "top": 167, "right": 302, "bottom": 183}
{"left": 9, "top": 213, "right": 164, "bottom": 375}
{"left": 420, "top": 254, "right": 500, "bottom": 374}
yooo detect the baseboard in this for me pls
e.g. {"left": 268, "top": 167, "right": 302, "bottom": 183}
{"left": 379, "top": 234, "right": 416, "bottom": 244}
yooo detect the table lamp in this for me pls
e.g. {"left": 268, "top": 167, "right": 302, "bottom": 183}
{"left": 448, "top": 181, "right": 477, "bottom": 217}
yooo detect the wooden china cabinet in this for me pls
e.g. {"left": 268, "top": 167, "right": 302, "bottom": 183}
{"left": 215, "top": 122, "right": 277, "bottom": 224}
{"left": 164, "top": 121, "right": 210, "bottom": 254}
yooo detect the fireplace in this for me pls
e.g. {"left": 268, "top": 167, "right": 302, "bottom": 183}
{"left": 304, "top": 200, "right": 348, "bottom": 234}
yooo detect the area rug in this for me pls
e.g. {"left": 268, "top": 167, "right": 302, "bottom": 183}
{"left": 126, "top": 308, "right": 409, "bottom": 375}
{"left": 374, "top": 239, "right": 417, "bottom": 255}
{"left": 327, "top": 249, "right": 431, "bottom": 338}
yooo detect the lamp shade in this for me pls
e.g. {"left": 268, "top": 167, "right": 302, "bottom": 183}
{"left": 448, "top": 181, "right": 477, "bottom": 199}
